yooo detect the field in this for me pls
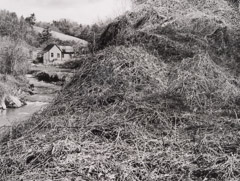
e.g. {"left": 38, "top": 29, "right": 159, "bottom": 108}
{"left": 33, "top": 26, "right": 88, "bottom": 46}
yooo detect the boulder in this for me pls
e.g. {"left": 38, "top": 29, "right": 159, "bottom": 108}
{"left": 5, "top": 95, "right": 25, "bottom": 108}
{"left": 0, "top": 100, "right": 6, "bottom": 110}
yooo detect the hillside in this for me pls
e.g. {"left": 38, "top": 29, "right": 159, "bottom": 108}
{"left": 33, "top": 26, "right": 88, "bottom": 46}
{"left": 1, "top": 0, "right": 240, "bottom": 180}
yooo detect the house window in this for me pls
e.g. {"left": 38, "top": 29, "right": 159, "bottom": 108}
{"left": 57, "top": 53, "right": 60, "bottom": 58}
{"left": 51, "top": 53, "right": 54, "bottom": 57}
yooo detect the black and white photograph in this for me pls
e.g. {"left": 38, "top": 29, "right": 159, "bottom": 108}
{"left": 0, "top": 0, "right": 240, "bottom": 180}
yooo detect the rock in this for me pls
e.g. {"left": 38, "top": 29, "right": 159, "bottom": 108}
{"left": 29, "top": 84, "right": 34, "bottom": 91}
{"left": 1, "top": 101, "right": 6, "bottom": 110}
{"left": 20, "top": 98, "right": 27, "bottom": 106}
{"left": 0, "top": 94, "right": 6, "bottom": 110}
{"left": 5, "top": 95, "right": 25, "bottom": 108}
{"left": 28, "top": 84, "right": 35, "bottom": 95}
{"left": 28, "top": 90, "right": 35, "bottom": 95}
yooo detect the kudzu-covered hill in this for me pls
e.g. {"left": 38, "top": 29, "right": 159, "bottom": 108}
{"left": 1, "top": 0, "right": 240, "bottom": 180}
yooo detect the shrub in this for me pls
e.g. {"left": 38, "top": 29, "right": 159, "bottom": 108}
{"left": 0, "top": 37, "right": 29, "bottom": 76}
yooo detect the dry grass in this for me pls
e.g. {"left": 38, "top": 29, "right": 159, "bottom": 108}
{"left": 1, "top": 45, "right": 240, "bottom": 180}
{"left": 168, "top": 53, "right": 240, "bottom": 111}
{"left": 99, "top": 0, "right": 240, "bottom": 66}
{"left": 1, "top": 0, "right": 240, "bottom": 180}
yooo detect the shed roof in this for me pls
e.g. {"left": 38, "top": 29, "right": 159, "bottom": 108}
{"left": 59, "top": 46, "right": 74, "bottom": 53}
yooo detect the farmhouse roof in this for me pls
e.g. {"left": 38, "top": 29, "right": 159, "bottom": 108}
{"left": 41, "top": 44, "right": 74, "bottom": 54}
{"left": 42, "top": 44, "right": 62, "bottom": 53}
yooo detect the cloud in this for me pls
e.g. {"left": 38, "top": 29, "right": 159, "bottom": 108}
{"left": 0, "top": 0, "right": 132, "bottom": 24}
{"left": 11, "top": 0, "right": 82, "bottom": 8}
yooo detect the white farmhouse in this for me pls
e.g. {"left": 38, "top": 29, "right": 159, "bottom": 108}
{"left": 41, "top": 44, "right": 74, "bottom": 64}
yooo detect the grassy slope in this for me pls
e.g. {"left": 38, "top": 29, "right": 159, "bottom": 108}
{"left": 1, "top": 0, "right": 240, "bottom": 180}
{"left": 33, "top": 26, "right": 88, "bottom": 46}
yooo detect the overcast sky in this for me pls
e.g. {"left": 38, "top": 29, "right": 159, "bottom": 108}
{"left": 0, "top": 0, "right": 132, "bottom": 24}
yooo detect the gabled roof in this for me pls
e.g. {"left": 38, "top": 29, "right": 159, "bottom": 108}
{"left": 42, "top": 44, "right": 62, "bottom": 53}
{"left": 41, "top": 44, "right": 74, "bottom": 54}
